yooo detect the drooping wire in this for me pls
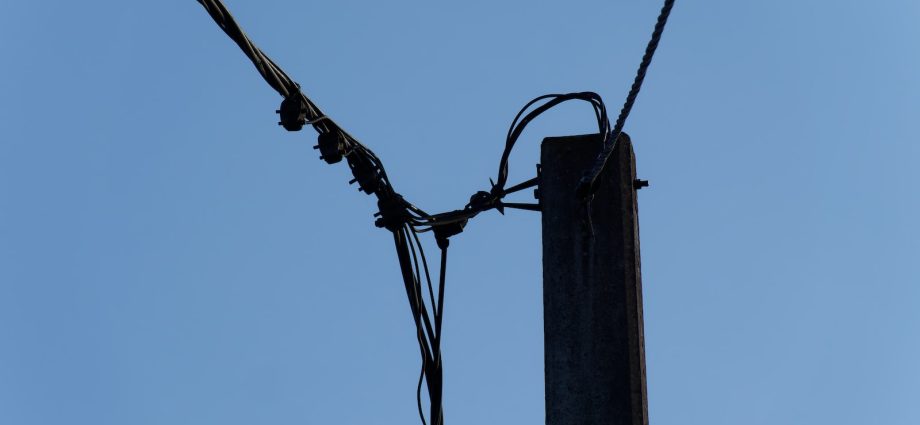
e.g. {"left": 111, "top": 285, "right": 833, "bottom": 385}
{"left": 435, "top": 246, "right": 448, "bottom": 350}
{"left": 403, "top": 228, "right": 438, "bottom": 353}
{"left": 395, "top": 223, "right": 446, "bottom": 425}
{"left": 494, "top": 92, "right": 610, "bottom": 195}
{"left": 408, "top": 227, "right": 446, "bottom": 425}
{"left": 417, "top": 360, "right": 428, "bottom": 425}
{"left": 411, "top": 230, "right": 439, "bottom": 320}
{"left": 393, "top": 228, "right": 437, "bottom": 424}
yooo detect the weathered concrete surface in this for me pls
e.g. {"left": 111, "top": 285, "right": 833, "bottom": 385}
{"left": 541, "top": 133, "right": 648, "bottom": 425}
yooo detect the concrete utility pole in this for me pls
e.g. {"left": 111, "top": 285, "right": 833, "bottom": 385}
{"left": 540, "top": 133, "right": 648, "bottom": 425}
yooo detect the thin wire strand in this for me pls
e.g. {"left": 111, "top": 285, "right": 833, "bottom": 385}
{"left": 435, "top": 246, "right": 448, "bottom": 351}
{"left": 411, "top": 229, "right": 438, "bottom": 319}
{"left": 416, "top": 337, "right": 429, "bottom": 425}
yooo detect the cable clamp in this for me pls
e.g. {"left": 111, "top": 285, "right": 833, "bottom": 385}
{"left": 466, "top": 190, "right": 499, "bottom": 214}
{"left": 346, "top": 154, "right": 381, "bottom": 195}
{"left": 432, "top": 220, "right": 467, "bottom": 249}
{"left": 472, "top": 170, "right": 542, "bottom": 214}
{"left": 374, "top": 194, "right": 408, "bottom": 232}
{"left": 313, "top": 131, "right": 350, "bottom": 164}
{"left": 276, "top": 87, "right": 308, "bottom": 131}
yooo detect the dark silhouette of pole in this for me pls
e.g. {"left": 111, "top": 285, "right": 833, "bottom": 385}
{"left": 540, "top": 133, "right": 648, "bottom": 425}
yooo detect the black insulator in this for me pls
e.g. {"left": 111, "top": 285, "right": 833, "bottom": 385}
{"left": 346, "top": 154, "right": 381, "bottom": 195}
{"left": 314, "top": 132, "right": 348, "bottom": 164}
{"left": 374, "top": 195, "right": 407, "bottom": 231}
{"left": 276, "top": 92, "right": 307, "bottom": 131}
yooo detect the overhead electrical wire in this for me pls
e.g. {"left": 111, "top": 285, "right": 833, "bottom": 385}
{"left": 192, "top": 1, "right": 675, "bottom": 424}
{"left": 578, "top": 0, "right": 677, "bottom": 198}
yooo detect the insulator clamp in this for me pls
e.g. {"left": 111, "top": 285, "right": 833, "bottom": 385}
{"left": 276, "top": 92, "right": 307, "bottom": 131}
{"left": 346, "top": 154, "right": 381, "bottom": 195}
{"left": 313, "top": 132, "right": 349, "bottom": 164}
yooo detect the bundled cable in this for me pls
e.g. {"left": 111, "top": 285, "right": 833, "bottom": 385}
{"left": 193, "top": 1, "right": 675, "bottom": 424}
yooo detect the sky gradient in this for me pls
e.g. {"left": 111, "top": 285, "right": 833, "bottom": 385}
{"left": 2, "top": 1, "right": 919, "bottom": 424}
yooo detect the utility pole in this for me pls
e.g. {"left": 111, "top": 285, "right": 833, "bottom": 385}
{"left": 540, "top": 133, "right": 648, "bottom": 425}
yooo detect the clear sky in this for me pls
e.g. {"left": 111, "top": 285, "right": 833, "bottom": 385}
{"left": 1, "top": 1, "right": 919, "bottom": 424}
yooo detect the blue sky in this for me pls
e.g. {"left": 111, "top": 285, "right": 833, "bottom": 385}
{"left": 1, "top": 1, "right": 918, "bottom": 424}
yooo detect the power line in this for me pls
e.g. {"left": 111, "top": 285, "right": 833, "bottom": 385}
{"left": 578, "top": 0, "right": 677, "bottom": 199}
{"left": 192, "top": 1, "right": 675, "bottom": 423}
